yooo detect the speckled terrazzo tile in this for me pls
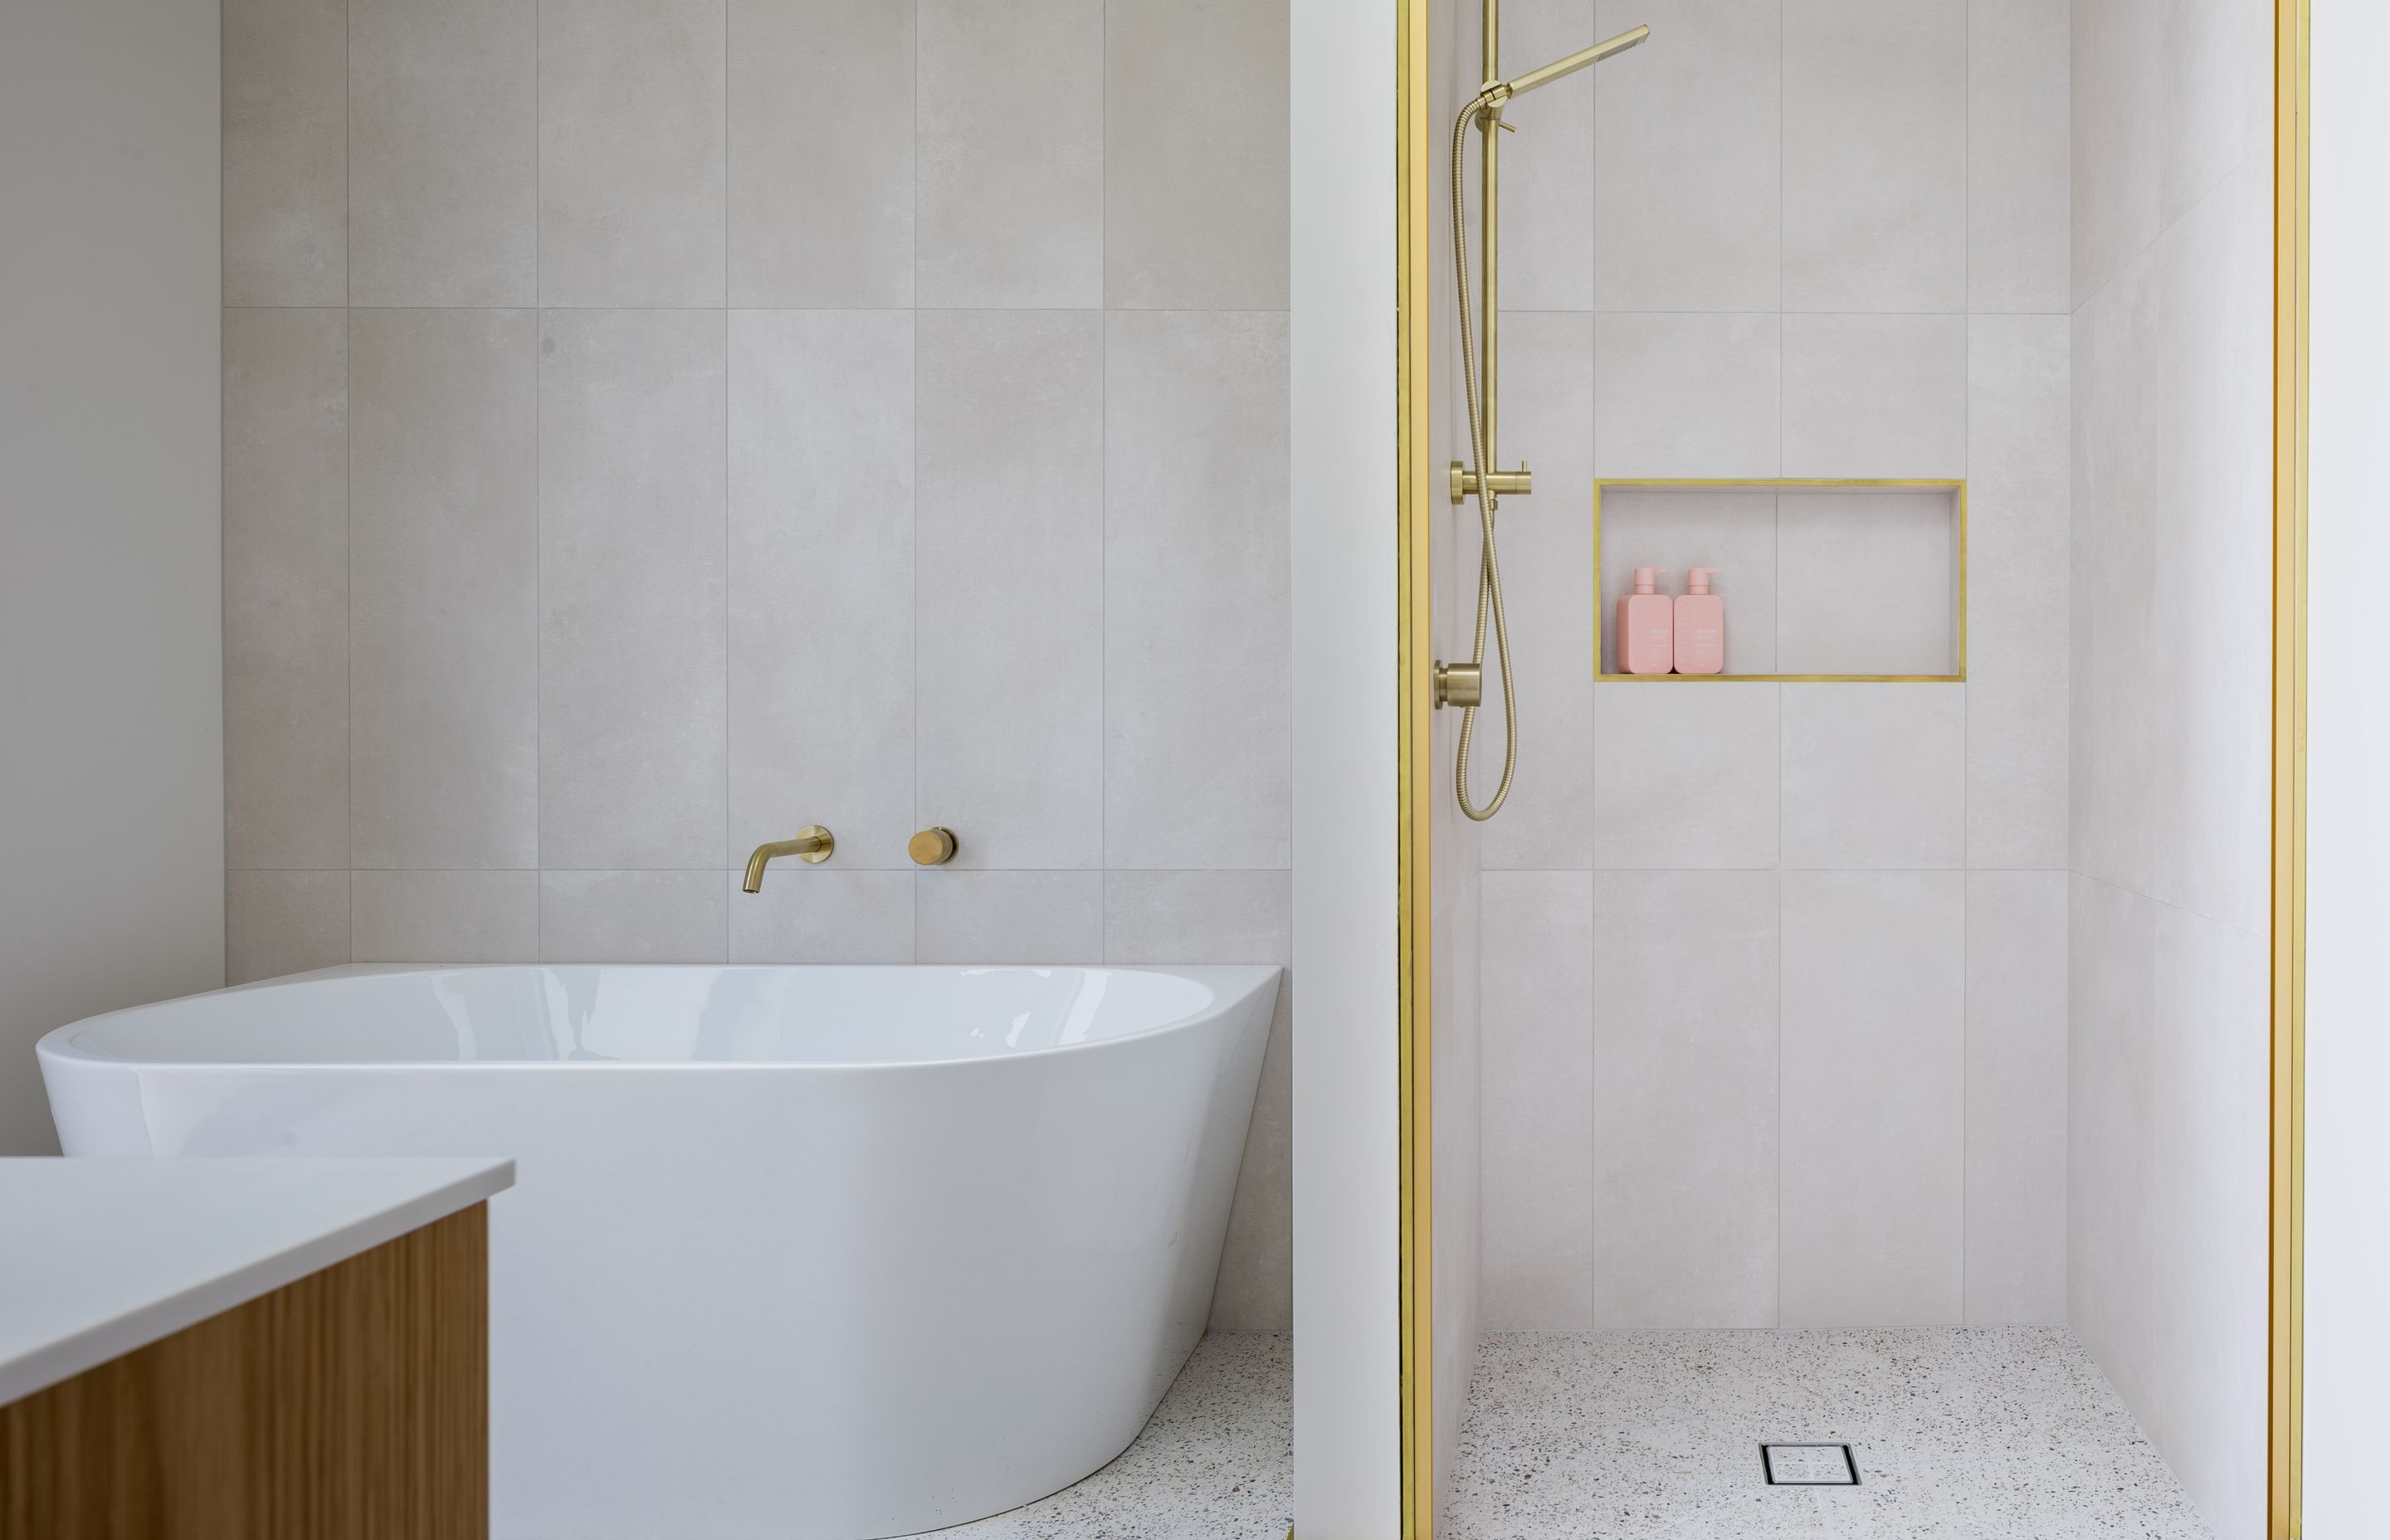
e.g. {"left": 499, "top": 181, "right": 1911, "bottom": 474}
{"left": 1443, "top": 1328, "right": 2213, "bottom": 1540}
{"left": 905, "top": 1331, "right": 1291, "bottom": 1539}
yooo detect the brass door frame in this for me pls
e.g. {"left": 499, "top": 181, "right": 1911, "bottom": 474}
{"left": 1395, "top": 0, "right": 1435, "bottom": 1534}
{"left": 1395, "top": 0, "right": 2306, "bottom": 1533}
{"left": 2267, "top": 0, "right": 2309, "bottom": 1533}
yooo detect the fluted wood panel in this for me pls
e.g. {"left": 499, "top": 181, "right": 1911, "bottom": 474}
{"left": 0, "top": 1205, "right": 487, "bottom": 1540}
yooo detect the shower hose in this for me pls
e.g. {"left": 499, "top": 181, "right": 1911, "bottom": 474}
{"left": 1448, "top": 92, "right": 1518, "bottom": 821}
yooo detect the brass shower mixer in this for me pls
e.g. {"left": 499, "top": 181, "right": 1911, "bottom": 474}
{"left": 1451, "top": 462, "right": 1533, "bottom": 504}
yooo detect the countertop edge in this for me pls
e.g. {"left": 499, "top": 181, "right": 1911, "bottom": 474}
{"left": 0, "top": 1157, "right": 514, "bottom": 1407}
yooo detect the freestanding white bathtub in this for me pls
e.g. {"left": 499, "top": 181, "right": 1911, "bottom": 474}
{"left": 38, "top": 962, "right": 1280, "bottom": 1540}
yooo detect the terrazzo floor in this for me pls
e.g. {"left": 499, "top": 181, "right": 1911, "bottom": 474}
{"left": 905, "top": 1331, "right": 1292, "bottom": 1538}
{"left": 1445, "top": 1328, "right": 2216, "bottom": 1540}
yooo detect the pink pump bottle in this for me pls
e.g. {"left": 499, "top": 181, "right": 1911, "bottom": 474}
{"left": 1616, "top": 567, "right": 1674, "bottom": 675}
{"left": 1674, "top": 567, "right": 1724, "bottom": 675}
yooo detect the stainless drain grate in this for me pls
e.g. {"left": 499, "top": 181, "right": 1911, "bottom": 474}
{"left": 1761, "top": 1443, "right": 1859, "bottom": 1486}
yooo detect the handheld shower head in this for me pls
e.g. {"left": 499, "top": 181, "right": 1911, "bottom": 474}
{"left": 1446, "top": 18, "right": 1646, "bottom": 821}
{"left": 1487, "top": 22, "right": 1647, "bottom": 104}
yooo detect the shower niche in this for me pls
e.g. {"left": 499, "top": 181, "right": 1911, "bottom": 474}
{"left": 1593, "top": 479, "right": 1966, "bottom": 680}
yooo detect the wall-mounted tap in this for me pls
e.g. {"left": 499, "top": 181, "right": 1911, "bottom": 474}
{"left": 742, "top": 826, "right": 834, "bottom": 891}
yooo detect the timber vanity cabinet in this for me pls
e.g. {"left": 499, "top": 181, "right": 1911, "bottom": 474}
{"left": 0, "top": 1158, "right": 510, "bottom": 1540}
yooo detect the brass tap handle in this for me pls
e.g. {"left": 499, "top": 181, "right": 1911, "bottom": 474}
{"left": 1434, "top": 661, "right": 1483, "bottom": 709}
{"left": 741, "top": 826, "right": 834, "bottom": 892}
{"left": 908, "top": 827, "right": 958, "bottom": 866}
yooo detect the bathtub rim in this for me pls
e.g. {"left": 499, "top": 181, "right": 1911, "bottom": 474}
{"left": 37, "top": 962, "right": 1284, "bottom": 1075}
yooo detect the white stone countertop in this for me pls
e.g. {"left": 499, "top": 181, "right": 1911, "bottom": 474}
{"left": 0, "top": 1156, "right": 514, "bottom": 1406}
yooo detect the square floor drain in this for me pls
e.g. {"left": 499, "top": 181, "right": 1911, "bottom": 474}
{"left": 1762, "top": 1443, "right": 1859, "bottom": 1486}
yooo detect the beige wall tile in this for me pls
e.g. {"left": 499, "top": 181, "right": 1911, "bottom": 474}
{"left": 2144, "top": 901, "right": 2269, "bottom": 1535}
{"left": 1593, "top": 870, "right": 1778, "bottom": 1328}
{"left": 1964, "top": 870, "right": 2067, "bottom": 1323}
{"left": 1105, "top": 0, "right": 1290, "bottom": 309}
{"left": 915, "top": 310, "right": 1104, "bottom": 870}
{"left": 1102, "top": 870, "right": 1290, "bottom": 965}
{"left": 538, "top": 0, "right": 727, "bottom": 307}
{"left": 1781, "top": 313, "right": 1968, "bottom": 479}
{"left": 1782, "top": 0, "right": 1965, "bottom": 313}
{"left": 1779, "top": 870, "right": 1966, "bottom": 1326}
{"left": 1593, "top": 313, "right": 1780, "bottom": 479}
{"left": 915, "top": 870, "right": 1104, "bottom": 963}
{"left": 350, "top": 308, "right": 539, "bottom": 870}
{"left": 728, "top": 0, "right": 914, "bottom": 307}
{"left": 1104, "top": 312, "right": 1290, "bottom": 869}
{"left": 224, "top": 308, "right": 349, "bottom": 871}
{"left": 223, "top": 0, "right": 346, "bottom": 306}
{"left": 1486, "top": 0, "right": 1598, "bottom": 313}
{"left": 227, "top": 870, "right": 351, "bottom": 984}
{"left": 1780, "top": 683, "right": 1966, "bottom": 870}
{"left": 1593, "top": 681, "right": 1778, "bottom": 869}
{"left": 1480, "top": 870, "right": 1593, "bottom": 1328}
{"left": 352, "top": 869, "right": 539, "bottom": 962}
{"left": 728, "top": 309, "right": 915, "bottom": 869}
{"left": 1968, "top": 0, "right": 2071, "bottom": 314}
{"left": 2068, "top": 873, "right": 2156, "bottom": 1409}
{"left": 539, "top": 870, "right": 726, "bottom": 962}
{"left": 2148, "top": 159, "right": 2271, "bottom": 936}
{"left": 350, "top": 0, "right": 537, "bottom": 306}
{"left": 1592, "top": 0, "right": 1781, "bottom": 313}
{"left": 2070, "top": 266, "right": 2159, "bottom": 893}
{"left": 2071, "top": 0, "right": 2162, "bottom": 306}
{"left": 2152, "top": 0, "right": 2270, "bottom": 234}
{"left": 1968, "top": 314, "right": 2071, "bottom": 868}
{"left": 1774, "top": 490, "right": 1959, "bottom": 675}
{"left": 917, "top": 0, "right": 1101, "bottom": 307}
{"left": 727, "top": 867, "right": 916, "bottom": 962}
{"left": 537, "top": 309, "right": 727, "bottom": 870}
{"left": 1431, "top": 849, "right": 1481, "bottom": 1468}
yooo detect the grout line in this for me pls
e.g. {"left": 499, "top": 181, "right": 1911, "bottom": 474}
{"left": 531, "top": 0, "right": 543, "bottom": 962}
{"left": 910, "top": 0, "right": 922, "bottom": 964}
{"left": 722, "top": 0, "right": 733, "bottom": 963}
{"left": 1774, "top": 691, "right": 1784, "bottom": 1328}
{"left": 1096, "top": 0, "right": 1110, "bottom": 956}
{"left": 1959, "top": 0, "right": 1973, "bottom": 1326}
{"left": 1777, "top": 0, "right": 1785, "bottom": 485}
{"left": 343, "top": 0, "right": 356, "bottom": 964}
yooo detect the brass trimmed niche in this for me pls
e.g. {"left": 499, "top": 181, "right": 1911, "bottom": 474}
{"left": 1593, "top": 477, "right": 1968, "bottom": 683}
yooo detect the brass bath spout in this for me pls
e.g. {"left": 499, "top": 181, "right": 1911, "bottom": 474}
{"left": 742, "top": 826, "right": 834, "bottom": 891}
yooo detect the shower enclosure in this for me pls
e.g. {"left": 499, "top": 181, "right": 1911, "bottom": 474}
{"left": 1381, "top": 0, "right": 2307, "bottom": 1534}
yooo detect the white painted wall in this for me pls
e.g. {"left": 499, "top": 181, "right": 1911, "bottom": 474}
{"left": 1290, "top": 0, "right": 1401, "bottom": 1529}
{"left": 0, "top": 0, "right": 224, "bottom": 1153}
{"left": 2302, "top": 1, "right": 2390, "bottom": 1527}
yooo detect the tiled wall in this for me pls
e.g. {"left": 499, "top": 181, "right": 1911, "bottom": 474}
{"left": 218, "top": 0, "right": 1294, "bottom": 1328}
{"left": 1470, "top": 0, "right": 2071, "bottom": 1332}
{"left": 2068, "top": 0, "right": 2273, "bottom": 1531}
